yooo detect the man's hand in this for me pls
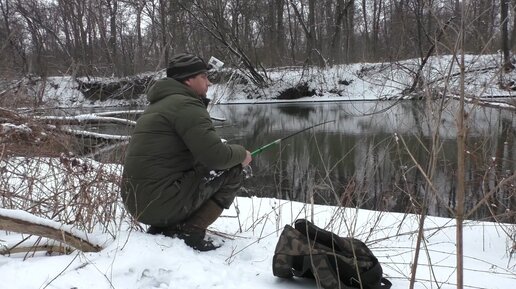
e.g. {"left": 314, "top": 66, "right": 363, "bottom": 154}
{"left": 241, "top": 150, "right": 252, "bottom": 167}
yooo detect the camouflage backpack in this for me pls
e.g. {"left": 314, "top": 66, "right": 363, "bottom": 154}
{"left": 272, "top": 219, "right": 392, "bottom": 289}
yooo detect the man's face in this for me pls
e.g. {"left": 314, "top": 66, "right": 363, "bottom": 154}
{"left": 184, "top": 72, "right": 211, "bottom": 98}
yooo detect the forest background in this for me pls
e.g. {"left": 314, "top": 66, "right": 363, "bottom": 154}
{"left": 2, "top": 0, "right": 516, "bottom": 82}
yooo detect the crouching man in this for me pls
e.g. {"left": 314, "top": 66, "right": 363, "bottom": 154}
{"left": 121, "top": 53, "right": 252, "bottom": 251}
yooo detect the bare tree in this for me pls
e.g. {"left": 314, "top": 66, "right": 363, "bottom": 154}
{"left": 307, "top": 0, "right": 319, "bottom": 64}
{"left": 106, "top": 0, "right": 119, "bottom": 74}
{"left": 275, "top": 0, "right": 286, "bottom": 64}
{"left": 1, "top": 0, "right": 516, "bottom": 78}
{"left": 0, "top": 0, "right": 27, "bottom": 74}
{"left": 159, "top": 0, "right": 169, "bottom": 66}
{"left": 15, "top": 0, "right": 48, "bottom": 75}
{"left": 501, "top": 0, "right": 514, "bottom": 71}
{"left": 123, "top": 0, "right": 146, "bottom": 73}
{"left": 330, "top": 0, "right": 354, "bottom": 63}
{"left": 371, "top": 0, "right": 382, "bottom": 59}
{"left": 360, "top": 0, "right": 369, "bottom": 59}
{"left": 178, "top": 0, "right": 267, "bottom": 87}
{"left": 289, "top": 0, "right": 324, "bottom": 66}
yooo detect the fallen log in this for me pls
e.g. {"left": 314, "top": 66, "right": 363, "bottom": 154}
{"left": 0, "top": 208, "right": 102, "bottom": 253}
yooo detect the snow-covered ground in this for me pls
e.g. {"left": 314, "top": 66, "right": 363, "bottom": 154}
{"left": 0, "top": 194, "right": 515, "bottom": 289}
{"left": 0, "top": 54, "right": 515, "bottom": 288}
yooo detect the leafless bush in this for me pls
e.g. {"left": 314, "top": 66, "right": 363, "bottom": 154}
{"left": 0, "top": 77, "right": 42, "bottom": 108}
{"left": 0, "top": 107, "right": 79, "bottom": 158}
{"left": 1, "top": 107, "right": 134, "bottom": 236}
{"left": 0, "top": 154, "right": 130, "bottom": 235}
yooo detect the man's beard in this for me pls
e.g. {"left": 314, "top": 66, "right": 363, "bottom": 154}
{"left": 201, "top": 97, "right": 210, "bottom": 107}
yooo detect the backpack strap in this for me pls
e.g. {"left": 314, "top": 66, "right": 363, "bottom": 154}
{"left": 365, "top": 277, "right": 392, "bottom": 289}
{"left": 355, "top": 261, "right": 392, "bottom": 289}
{"left": 274, "top": 224, "right": 331, "bottom": 256}
{"left": 379, "top": 278, "right": 393, "bottom": 289}
{"left": 294, "top": 219, "right": 343, "bottom": 251}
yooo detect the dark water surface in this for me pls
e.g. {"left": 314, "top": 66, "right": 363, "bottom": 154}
{"left": 209, "top": 101, "right": 515, "bottom": 222}
{"left": 80, "top": 100, "right": 515, "bottom": 222}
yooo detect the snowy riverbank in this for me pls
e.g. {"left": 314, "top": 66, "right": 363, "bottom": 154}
{"left": 15, "top": 53, "right": 514, "bottom": 109}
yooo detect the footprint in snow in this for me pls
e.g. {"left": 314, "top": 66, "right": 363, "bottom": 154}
{"left": 136, "top": 268, "right": 172, "bottom": 289}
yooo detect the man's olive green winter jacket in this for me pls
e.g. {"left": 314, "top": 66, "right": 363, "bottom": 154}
{"left": 121, "top": 78, "right": 246, "bottom": 226}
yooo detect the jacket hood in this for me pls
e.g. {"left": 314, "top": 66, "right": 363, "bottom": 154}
{"left": 146, "top": 78, "right": 198, "bottom": 104}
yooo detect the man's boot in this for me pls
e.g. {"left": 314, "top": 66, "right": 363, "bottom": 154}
{"left": 146, "top": 226, "right": 164, "bottom": 235}
{"left": 167, "top": 199, "right": 224, "bottom": 251}
{"left": 175, "top": 227, "right": 219, "bottom": 252}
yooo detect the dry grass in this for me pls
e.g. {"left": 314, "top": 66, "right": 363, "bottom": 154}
{"left": 0, "top": 92, "right": 131, "bottom": 237}
{"left": 0, "top": 111, "right": 79, "bottom": 158}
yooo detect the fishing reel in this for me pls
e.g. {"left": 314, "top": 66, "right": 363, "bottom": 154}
{"left": 242, "top": 164, "right": 253, "bottom": 179}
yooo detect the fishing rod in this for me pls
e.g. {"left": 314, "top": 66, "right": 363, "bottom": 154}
{"left": 210, "top": 120, "right": 334, "bottom": 181}
{"left": 251, "top": 120, "right": 335, "bottom": 157}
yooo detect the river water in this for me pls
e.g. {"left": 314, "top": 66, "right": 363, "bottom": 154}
{"left": 83, "top": 100, "right": 515, "bottom": 222}
{"left": 209, "top": 101, "right": 515, "bottom": 222}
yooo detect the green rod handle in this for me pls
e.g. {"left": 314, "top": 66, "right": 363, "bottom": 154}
{"left": 251, "top": 139, "right": 281, "bottom": 156}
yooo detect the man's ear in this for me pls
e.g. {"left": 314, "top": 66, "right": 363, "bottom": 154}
{"left": 184, "top": 78, "right": 197, "bottom": 90}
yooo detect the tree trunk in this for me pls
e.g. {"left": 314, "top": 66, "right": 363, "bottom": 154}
{"left": 372, "top": 0, "right": 381, "bottom": 59}
{"left": 58, "top": 1, "right": 75, "bottom": 72}
{"left": 511, "top": 0, "right": 516, "bottom": 49}
{"left": 330, "top": 0, "right": 345, "bottom": 63}
{"left": 501, "top": 0, "right": 514, "bottom": 71}
{"left": 289, "top": 0, "right": 310, "bottom": 63}
{"left": 0, "top": 209, "right": 102, "bottom": 253}
{"left": 343, "top": 0, "right": 354, "bottom": 63}
{"left": 78, "top": 1, "right": 88, "bottom": 72}
{"left": 265, "top": 0, "right": 276, "bottom": 64}
{"left": 70, "top": 1, "right": 82, "bottom": 67}
{"left": 307, "top": 0, "right": 316, "bottom": 64}
{"left": 275, "top": 0, "right": 285, "bottom": 64}
{"left": 159, "top": 0, "right": 169, "bottom": 66}
{"left": 0, "top": 0, "right": 25, "bottom": 72}
{"left": 107, "top": 0, "right": 118, "bottom": 75}
{"left": 456, "top": 10, "right": 466, "bottom": 289}
{"left": 16, "top": 0, "right": 44, "bottom": 75}
{"left": 286, "top": 0, "right": 297, "bottom": 64}
{"left": 361, "top": 0, "right": 369, "bottom": 59}
{"left": 135, "top": 0, "right": 144, "bottom": 74}
{"left": 413, "top": 0, "right": 424, "bottom": 59}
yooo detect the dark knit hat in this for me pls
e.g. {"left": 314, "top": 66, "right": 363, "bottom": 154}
{"left": 167, "top": 53, "right": 211, "bottom": 81}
